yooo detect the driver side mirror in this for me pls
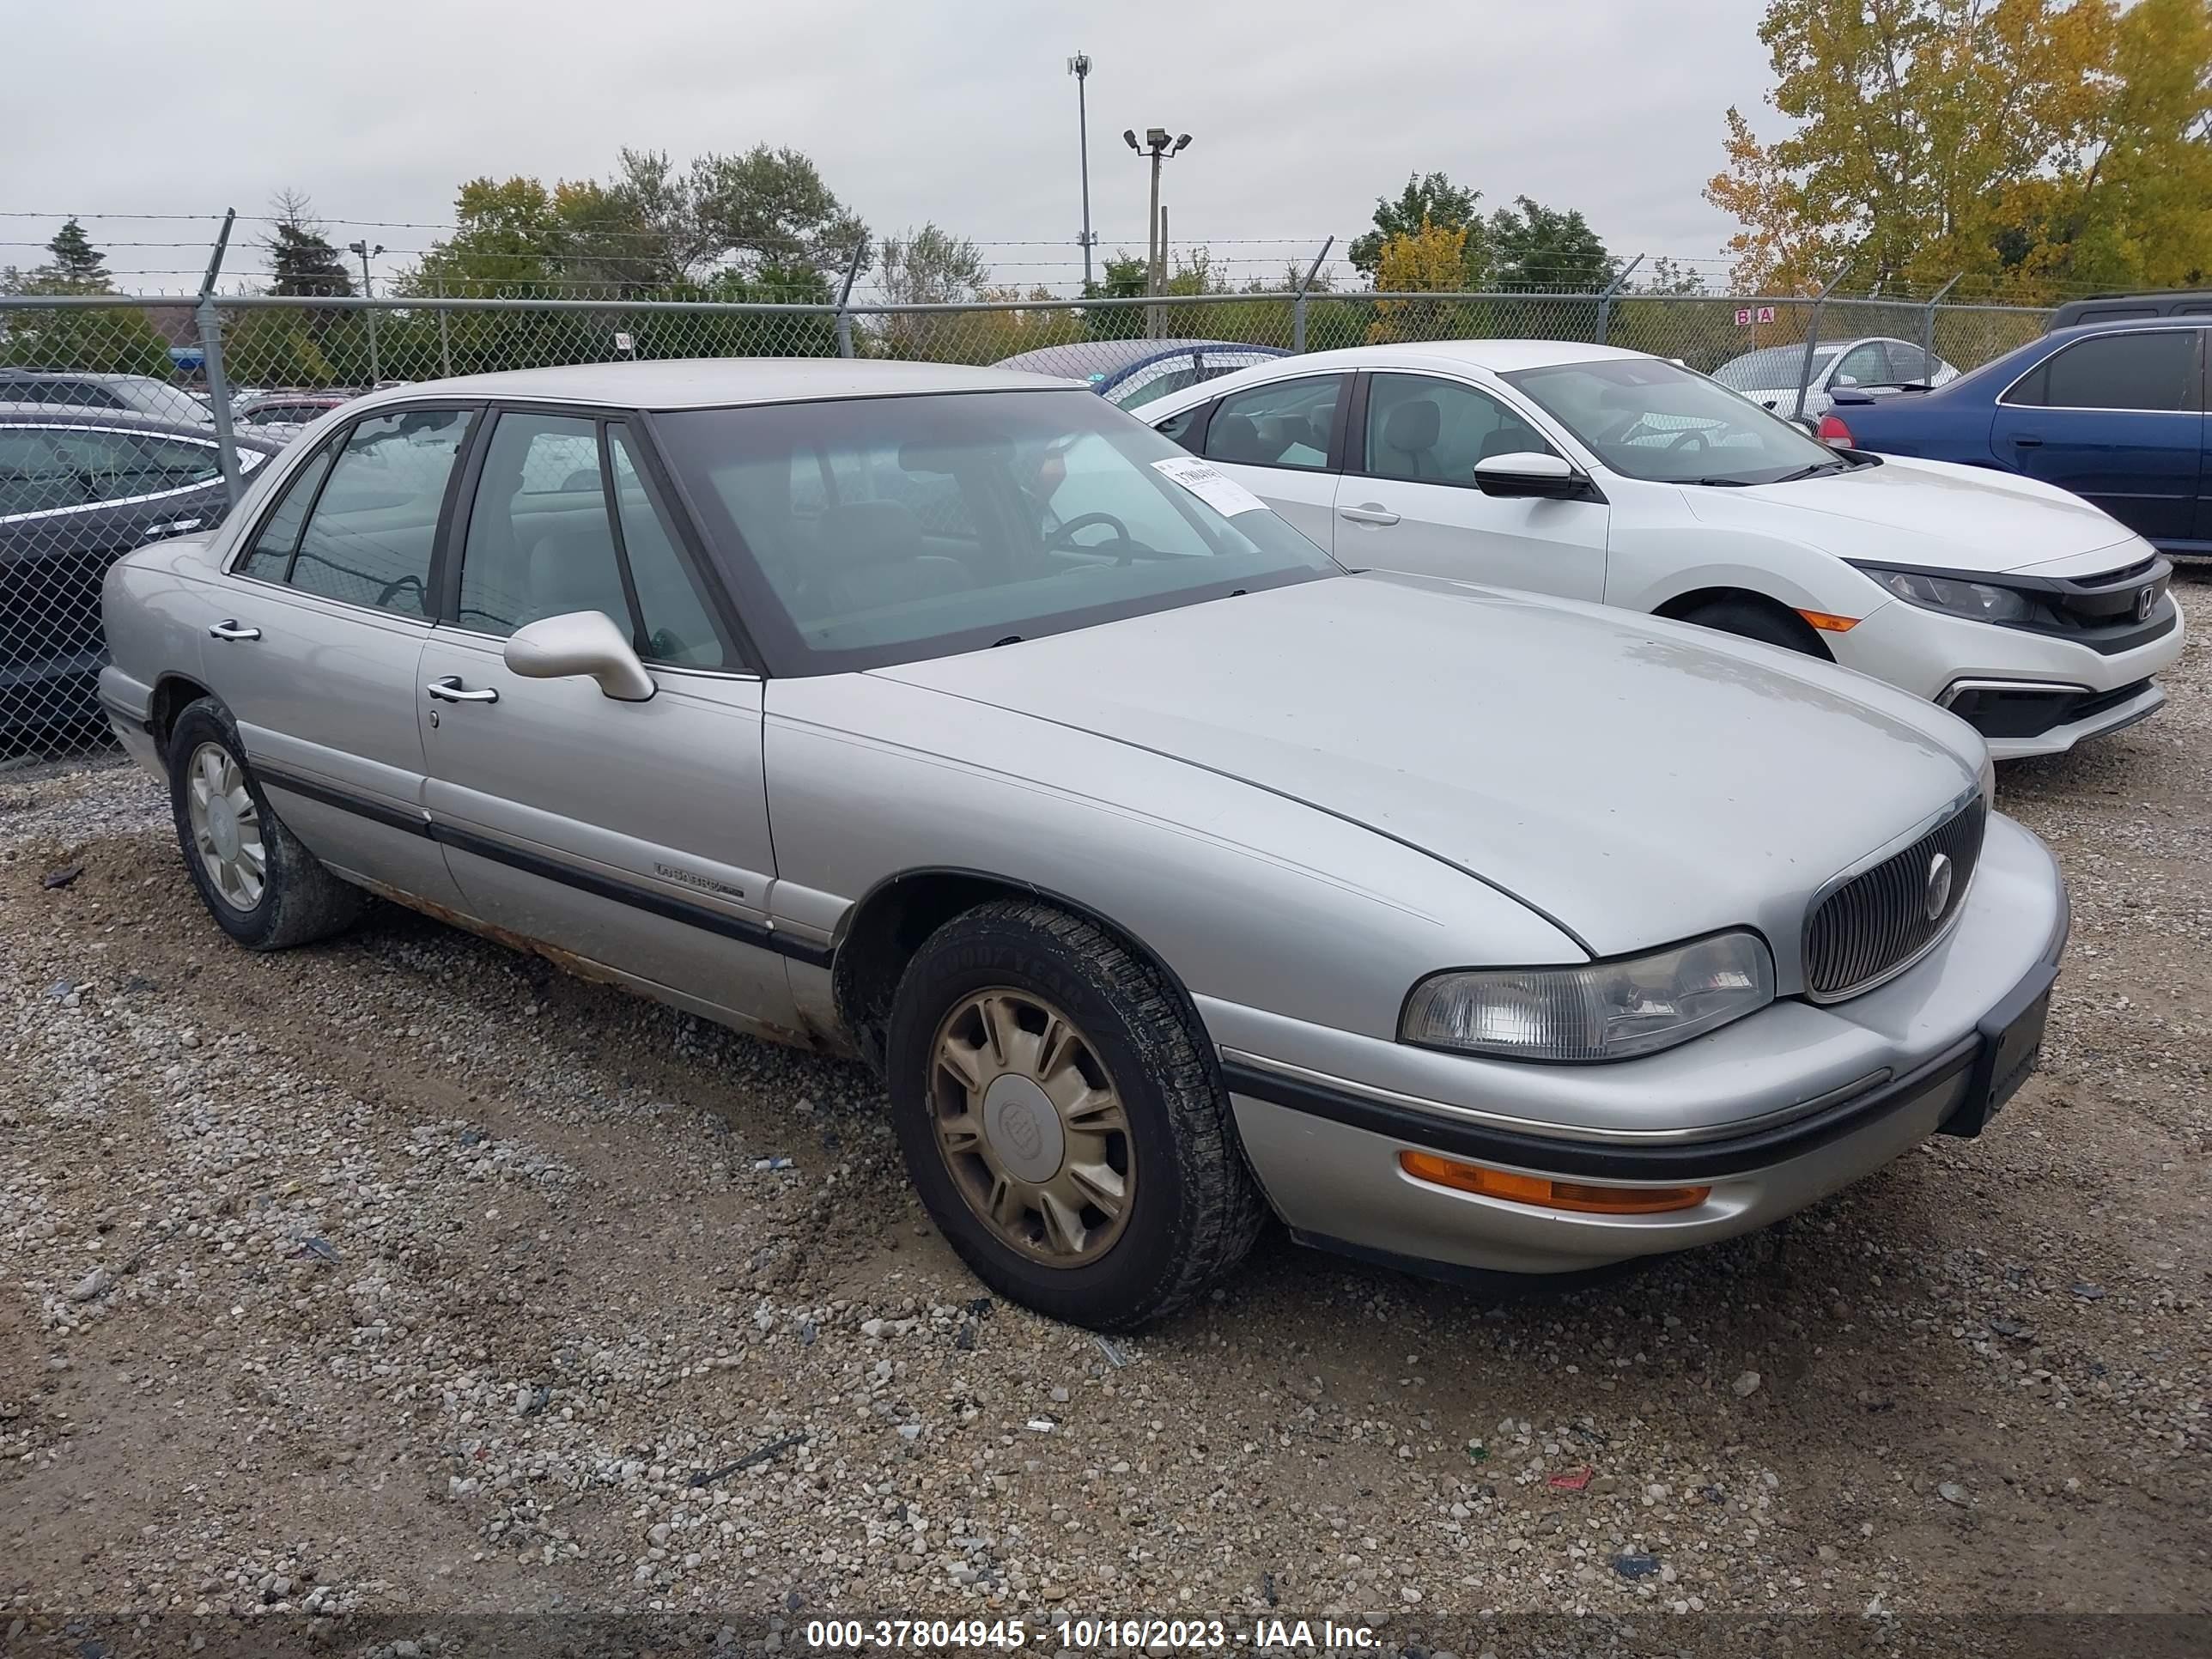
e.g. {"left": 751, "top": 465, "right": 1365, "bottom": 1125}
{"left": 1472, "top": 451, "right": 1595, "bottom": 501}
{"left": 504, "top": 611, "right": 656, "bottom": 702}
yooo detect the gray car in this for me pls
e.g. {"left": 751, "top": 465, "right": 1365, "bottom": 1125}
{"left": 96, "top": 359, "right": 2069, "bottom": 1330}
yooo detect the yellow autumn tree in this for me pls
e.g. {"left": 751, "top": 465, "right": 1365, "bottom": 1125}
{"left": 1707, "top": 0, "right": 2212, "bottom": 301}
{"left": 1367, "top": 218, "right": 1472, "bottom": 343}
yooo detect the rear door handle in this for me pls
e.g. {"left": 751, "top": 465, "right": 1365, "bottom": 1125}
{"left": 426, "top": 675, "right": 499, "bottom": 704}
{"left": 207, "top": 620, "right": 260, "bottom": 641}
{"left": 2010, "top": 434, "right": 2045, "bottom": 447}
{"left": 1338, "top": 502, "right": 1401, "bottom": 526}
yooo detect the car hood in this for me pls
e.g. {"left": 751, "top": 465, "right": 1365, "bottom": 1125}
{"left": 1680, "top": 453, "right": 2145, "bottom": 574}
{"left": 873, "top": 574, "right": 1979, "bottom": 963}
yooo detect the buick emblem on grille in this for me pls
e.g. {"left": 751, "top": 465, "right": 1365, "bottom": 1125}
{"left": 1923, "top": 851, "right": 1954, "bottom": 921}
{"left": 2136, "top": 585, "right": 2158, "bottom": 623}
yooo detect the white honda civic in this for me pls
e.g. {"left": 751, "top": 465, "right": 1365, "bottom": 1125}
{"left": 1131, "top": 341, "right": 2184, "bottom": 759}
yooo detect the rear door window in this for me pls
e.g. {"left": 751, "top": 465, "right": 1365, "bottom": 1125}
{"left": 2033, "top": 331, "right": 2197, "bottom": 411}
{"left": 1202, "top": 375, "right": 1344, "bottom": 471}
{"left": 288, "top": 407, "right": 473, "bottom": 615}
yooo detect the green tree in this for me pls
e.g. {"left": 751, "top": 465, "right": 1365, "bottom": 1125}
{"left": 1349, "top": 172, "right": 1485, "bottom": 280}
{"left": 1082, "top": 252, "right": 1149, "bottom": 340}
{"left": 40, "top": 218, "right": 110, "bottom": 291}
{"left": 1486, "top": 197, "right": 1616, "bottom": 290}
{"left": 1707, "top": 0, "right": 2212, "bottom": 299}
{"left": 264, "top": 191, "right": 354, "bottom": 297}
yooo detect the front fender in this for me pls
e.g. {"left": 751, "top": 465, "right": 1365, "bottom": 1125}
{"left": 762, "top": 674, "right": 1586, "bottom": 1043}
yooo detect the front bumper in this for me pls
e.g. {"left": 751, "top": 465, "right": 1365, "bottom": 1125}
{"left": 1212, "top": 811, "right": 2069, "bottom": 1278}
{"left": 1832, "top": 592, "right": 2184, "bottom": 760}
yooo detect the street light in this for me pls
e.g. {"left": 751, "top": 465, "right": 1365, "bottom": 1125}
{"left": 1067, "top": 52, "right": 1096, "bottom": 292}
{"left": 1126, "top": 127, "right": 1191, "bottom": 337}
{"left": 348, "top": 240, "right": 386, "bottom": 385}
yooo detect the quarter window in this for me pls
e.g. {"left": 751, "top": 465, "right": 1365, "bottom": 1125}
{"left": 1834, "top": 343, "right": 1887, "bottom": 386}
{"left": 234, "top": 442, "right": 337, "bottom": 581}
{"left": 1362, "top": 374, "right": 1557, "bottom": 484}
{"left": 1203, "top": 376, "right": 1342, "bottom": 471}
{"left": 288, "top": 407, "right": 472, "bottom": 616}
{"left": 2008, "top": 331, "right": 2197, "bottom": 411}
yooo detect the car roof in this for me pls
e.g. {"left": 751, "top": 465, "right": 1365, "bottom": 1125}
{"left": 0, "top": 368, "right": 166, "bottom": 386}
{"left": 2039, "top": 313, "right": 2212, "bottom": 345}
{"left": 994, "top": 337, "right": 1286, "bottom": 380}
{"left": 1255, "top": 339, "right": 1656, "bottom": 376}
{"left": 348, "top": 356, "right": 1076, "bottom": 413}
{"left": 0, "top": 401, "right": 279, "bottom": 448}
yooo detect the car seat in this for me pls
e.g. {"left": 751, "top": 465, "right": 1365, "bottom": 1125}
{"left": 1380, "top": 399, "right": 1442, "bottom": 479}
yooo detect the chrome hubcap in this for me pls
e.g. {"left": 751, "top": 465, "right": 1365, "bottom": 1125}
{"left": 185, "top": 742, "right": 265, "bottom": 911}
{"left": 929, "top": 989, "right": 1133, "bottom": 1266}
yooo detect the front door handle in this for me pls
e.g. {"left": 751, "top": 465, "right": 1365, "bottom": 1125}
{"left": 207, "top": 620, "right": 261, "bottom": 641}
{"left": 1338, "top": 502, "right": 1401, "bottom": 526}
{"left": 426, "top": 675, "right": 499, "bottom": 704}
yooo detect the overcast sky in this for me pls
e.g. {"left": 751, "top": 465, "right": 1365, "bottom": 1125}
{"left": 8, "top": 1, "right": 1777, "bottom": 295}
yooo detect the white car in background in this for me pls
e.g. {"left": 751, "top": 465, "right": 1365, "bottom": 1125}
{"left": 1712, "top": 337, "right": 1959, "bottom": 419}
{"left": 1133, "top": 341, "right": 2183, "bottom": 759}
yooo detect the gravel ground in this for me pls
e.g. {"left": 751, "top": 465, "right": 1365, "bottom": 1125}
{"left": 3, "top": 586, "right": 2208, "bottom": 1649}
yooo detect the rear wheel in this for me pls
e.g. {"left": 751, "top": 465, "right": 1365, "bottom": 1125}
{"left": 885, "top": 898, "right": 1265, "bottom": 1329}
{"left": 167, "top": 698, "right": 363, "bottom": 951}
{"left": 1676, "top": 595, "right": 1826, "bottom": 657}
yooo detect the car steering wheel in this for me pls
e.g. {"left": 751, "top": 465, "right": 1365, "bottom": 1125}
{"left": 1665, "top": 429, "right": 1711, "bottom": 453}
{"left": 1046, "top": 511, "right": 1135, "bottom": 564}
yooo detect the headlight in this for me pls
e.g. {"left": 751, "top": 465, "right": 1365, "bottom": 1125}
{"left": 1401, "top": 932, "right": 1775, "bottom": 1063}
{"left": 1856, "top": 564, "right": 2038, "bottom": 624}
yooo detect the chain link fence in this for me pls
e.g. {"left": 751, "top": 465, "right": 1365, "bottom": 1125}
{"left": 3, "top": 284, "right": 2057, "bottom": 763}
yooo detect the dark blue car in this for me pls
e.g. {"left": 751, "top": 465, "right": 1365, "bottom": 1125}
{"left": 1820, "top": 317, "right": 2209, "bottom": 558}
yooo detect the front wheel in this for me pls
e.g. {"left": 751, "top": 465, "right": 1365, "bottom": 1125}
{"left": 1676, "top": 595, "right": 1825, "bottom": 656}
{"left": 885, "top": 899, "right": 1265, "bottom": 1329}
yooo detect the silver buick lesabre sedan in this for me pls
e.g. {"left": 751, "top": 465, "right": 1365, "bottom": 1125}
{"left": 98, "top": 359, "right": 2069, "bottom": 1330}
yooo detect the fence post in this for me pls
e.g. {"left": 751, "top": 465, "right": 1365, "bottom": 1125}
{"left": 1921, "top": 272, "right": 1960, "bottom": 372}
{"left": 1595, "top": 252, "right": 1644, "bottom": 346}
{"left": 1791, "top": 259, "right": 1853, "bottom": 422}
{"left": 434, "top": 276, "right": 454, "bottom": 378}
{"left": 1291, "top": 235, "right": 1334, "bottom": 354}
{"left": 834, "top": 240, "right": 866, "bottom": 359}
{"left": 196, "top": 210, "right": 243, "bottom": 507}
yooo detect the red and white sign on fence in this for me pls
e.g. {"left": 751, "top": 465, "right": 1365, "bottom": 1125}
{"left": 1735, "top": 306, "right": 1778, "bottom": 325}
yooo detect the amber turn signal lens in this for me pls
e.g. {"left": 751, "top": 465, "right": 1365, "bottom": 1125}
{"left": 1795, "top": 609, "right": 1862, "bottom": 633}
{"left": 1398, "top": 1151, "right": 1710, "bottom": 1214}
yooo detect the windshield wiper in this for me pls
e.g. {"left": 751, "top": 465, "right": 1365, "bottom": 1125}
{"left": 1680, "top": 476, "right": 1753, "bottom": 487}
{"left": 1765, "top": 459, "right": 1854, "bottom": 484}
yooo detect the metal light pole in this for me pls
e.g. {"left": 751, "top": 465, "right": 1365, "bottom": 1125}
{"left": 348, "top": 240, "right": 385, "bottom": 386}
{"left": 1123, "top": 127, "right": 1190, "bottom": 337}
{"left": 1067, "top": 53, "right": 1096, "bottom": 292}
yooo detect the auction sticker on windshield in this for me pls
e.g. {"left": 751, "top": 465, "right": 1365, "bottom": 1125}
{"left": 1152, "top": 455, "right": 1268, "bottom": 516}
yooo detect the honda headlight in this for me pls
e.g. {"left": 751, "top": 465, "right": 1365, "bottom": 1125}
{"left": 1401, "top": 933, "right": 1775, "bottom": 1062}
{"left": 1855, "top": 564, "right": 2038, "bottom": 625}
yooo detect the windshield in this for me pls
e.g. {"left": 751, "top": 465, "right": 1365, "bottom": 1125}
{"left": 653, "top": 387, "right": 1337, "bottom": 675}
{"left": 1712, "top": 345, "right": 1840, "bottom": 390}
{"left": 1501, "top": 357, "right": 1846, "bottom": 486}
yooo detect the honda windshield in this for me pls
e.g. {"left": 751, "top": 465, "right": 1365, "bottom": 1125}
{"left": 1502, "top": 357, "right": 1850, "bottom": 487}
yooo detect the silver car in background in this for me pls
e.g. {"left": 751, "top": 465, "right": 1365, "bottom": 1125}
{"left": 98, "top": 360, "right": 2068, "bottom": 1330}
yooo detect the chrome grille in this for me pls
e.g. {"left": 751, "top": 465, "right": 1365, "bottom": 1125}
{"left": 1805, "top": 799, "right": 1987, "bottom": 1001}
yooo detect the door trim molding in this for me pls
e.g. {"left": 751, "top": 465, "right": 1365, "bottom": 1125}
{"left": 254, "top": 763, "right": 834, "bottom": 969}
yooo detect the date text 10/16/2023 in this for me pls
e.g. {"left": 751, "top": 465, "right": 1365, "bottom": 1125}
{"left": 804, "top": 1616, "right": 1386, "bottom": 1650}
